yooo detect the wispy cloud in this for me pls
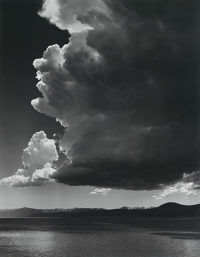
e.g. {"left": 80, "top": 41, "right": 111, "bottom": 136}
{"left": 90, "top": 188, "right": 112, "bottom": 196}
{"left": 153, "top": 171, "right": 200, "bottom": 200}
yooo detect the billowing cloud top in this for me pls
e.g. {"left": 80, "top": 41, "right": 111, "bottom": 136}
{"left": 2, "top": 0, "right": 199, "bottom": 192}
{"left": 32, "top": 0, "right": 199, "bottom": 190}
{"left": 38, "top": 0, "right": 110, "bottom": 33}
{"left": 0, "top": 131, "right": 58, "bottom": 187}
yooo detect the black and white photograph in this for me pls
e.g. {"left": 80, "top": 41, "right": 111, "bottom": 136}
{"left": 0, "top": 0, "right": 199, "bottom": 256}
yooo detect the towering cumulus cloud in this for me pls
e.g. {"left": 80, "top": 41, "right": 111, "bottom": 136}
{"left": 0, "top": 132, "right": 58, "bottom": 187}
{"left": 2, "top": 0, "right": 199, "bottom": 192}
{"left": 32, "top": 0, "right": 199, "bottom": 190}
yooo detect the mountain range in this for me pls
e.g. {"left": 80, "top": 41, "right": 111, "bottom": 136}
{"left": 0, "top": 202, "right": 200, "bottom": 218}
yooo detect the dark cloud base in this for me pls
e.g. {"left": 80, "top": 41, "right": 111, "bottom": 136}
{"left": 54, "top": 125, "right": 200, "bottom": 190}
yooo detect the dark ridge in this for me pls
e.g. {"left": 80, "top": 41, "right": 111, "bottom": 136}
{"left": 0, "top": 202, "right": 200, "bottom": 218}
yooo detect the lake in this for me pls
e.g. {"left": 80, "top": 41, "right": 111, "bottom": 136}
{"left": 0, "top": 217, "right": 200, "bottom": 257}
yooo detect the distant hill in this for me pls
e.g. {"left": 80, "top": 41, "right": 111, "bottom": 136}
{"left": 0, "top": 203, "right": 200, "bottom": 218}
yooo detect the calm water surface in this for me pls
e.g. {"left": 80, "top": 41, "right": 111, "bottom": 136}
{"left": 0, "top": 217, "right": 200, "bottom": 257}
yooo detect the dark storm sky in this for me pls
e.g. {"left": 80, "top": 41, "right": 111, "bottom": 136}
{"left": 0, "top": 0, "right": 67, "bottom": 177}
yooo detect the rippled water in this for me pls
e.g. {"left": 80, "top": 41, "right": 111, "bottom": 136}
{"left": 0, "top": 218, "right": 200, "bottom": 257}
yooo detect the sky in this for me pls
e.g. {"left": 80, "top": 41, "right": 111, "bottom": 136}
{"left": 0, "top": 0, "right": 199, "bottom": 209}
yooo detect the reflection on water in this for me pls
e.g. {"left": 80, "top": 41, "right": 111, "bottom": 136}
{"left": 152, "top": 231, "right": 200, "bottom": 240}
{"left": 0, "top": 218, "right": 200, "bottom": 257}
